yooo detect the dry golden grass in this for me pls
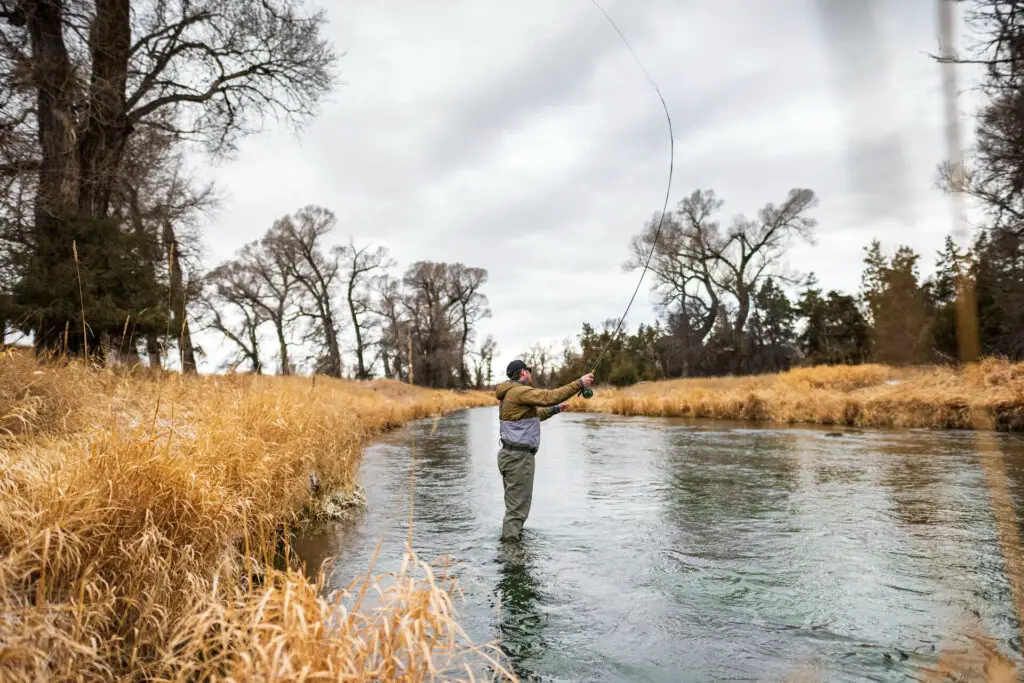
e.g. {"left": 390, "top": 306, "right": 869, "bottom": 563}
{"left": 574, "top": 359, "right": 1024, "bottom": 431}
{"left": 0, "top": 349, "right": 510, "bottom": 681}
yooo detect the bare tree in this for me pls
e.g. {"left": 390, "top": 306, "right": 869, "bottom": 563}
{"left": 197, "top": 260, "right": 266, "bottom": 373}
{"left": 446, "top": 263, "right": 490, "bottom": 388}
{"left": 338, "top": 239, "right": 394, "bottom": 379}
{"left": 627, "top": 190, "right": 724, "bottom": 346}
{"left": 401, "top": 262, "right": 460, "bottom": 388}
{"left": 264, "top": 206, "right": 345, "bottom": 377}
{"left": 361, "top": 261, "right": 493, "bottom": 388}
{"left": 210, "top": 237, "right": 302, "bottom": 375}
{"left": 371, "top": 272, "right": 407, "bottom": 381}
{"left": 0, "top": 25, "right": 35, "bottom": 296}
{"left": 628, "top": 188, "right": 817, "bottom": 368}
{"left": 472, "top": 334, "right": 497, "bottom": 389}
{"left": 714, "top": 189, "right": 817, "bottom": 358}
{"left": 521, "top": 342, "right": 555, "bottom": 386}
{"left": 164, "top": 222, "right": 198, "bottom": 372}
{"left": 249, "top": 238, "right": 302, "bottom": 375}
{"left": 1, "top": 0, "right": 337, "bottom": 353}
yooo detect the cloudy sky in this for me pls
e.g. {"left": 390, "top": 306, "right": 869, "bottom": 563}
{"left": 189, "top": 0, "right": 986, "bottom": 376}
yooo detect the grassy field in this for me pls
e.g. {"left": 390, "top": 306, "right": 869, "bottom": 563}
{"left": 0, "top": 350, "right": 510, "bottom": 681}
{"left": 572, "top": 359, "right": 1024, "bottom": 431}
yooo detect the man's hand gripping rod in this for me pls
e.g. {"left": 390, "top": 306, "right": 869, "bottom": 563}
{"left": 577, "top": 370, "right": 597, "bottom": 400}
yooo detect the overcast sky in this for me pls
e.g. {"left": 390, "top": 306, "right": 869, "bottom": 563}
{"left": 188, "top": 0, "right": 986, "bottom": 377}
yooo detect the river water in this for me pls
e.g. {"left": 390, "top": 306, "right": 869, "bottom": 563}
{"left": 294, "top": 406, "right": 1024, "bottom": 682}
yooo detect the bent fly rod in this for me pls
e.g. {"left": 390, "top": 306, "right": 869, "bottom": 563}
{"left": 577, "top": 0, "right": 675, "bottom": 399}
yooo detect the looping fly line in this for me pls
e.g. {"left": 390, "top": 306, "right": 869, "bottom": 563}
{"left": 584, "top": 0, "right": 675, "bottom": 374}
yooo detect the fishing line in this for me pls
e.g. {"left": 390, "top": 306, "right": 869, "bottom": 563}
{"left": 580, "top": 0, "right": 675, "bottom": 395}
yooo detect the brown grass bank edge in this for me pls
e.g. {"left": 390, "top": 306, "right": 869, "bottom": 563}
{"left": 572, "top": 359, "right": 1024, "bottom": 432}
{"left": 0, "top": 350, "right": 517, "bottom": 681}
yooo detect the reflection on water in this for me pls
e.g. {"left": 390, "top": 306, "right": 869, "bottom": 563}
{"left": 294, "top": 408, "right": 1024, "bottom": 682}
{"left": 494, "top": 543, "right": 548, "bottom": 682}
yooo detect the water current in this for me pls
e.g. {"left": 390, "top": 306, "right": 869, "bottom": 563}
{"left": 294, "top": 406, "right": 1024, "bottom": 682}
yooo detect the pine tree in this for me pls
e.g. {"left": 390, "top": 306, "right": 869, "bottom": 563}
{"left": 795, "top": 272, "right": 870, "bottom": 366}
{"left": 856, "top": 241, "right": 935, "bottom": 365}
{"left": 750, "top": 277, "right": 796, "bottom": 372}
{"left": 973, "top": 227, "right": 1024, "bottom": 358}
{"left": 823, "top": 292, "right": 870, "bottom": 365}
{"left": 930, "top": 235, "right": 969, "bottom": 361}
{"left": 860, "top": 239, "right": 888, "bottom": 323}
{"left": 796, "top": 274, "right": 826, "bottom": 362}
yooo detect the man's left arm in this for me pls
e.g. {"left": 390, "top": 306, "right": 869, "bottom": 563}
{"left": 538, "top": 402, "right": 569, "bottom": 421}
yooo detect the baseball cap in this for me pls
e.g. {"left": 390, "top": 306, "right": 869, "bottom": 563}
{"left": 506, "top": 359, "right": 530, "bottom": 379}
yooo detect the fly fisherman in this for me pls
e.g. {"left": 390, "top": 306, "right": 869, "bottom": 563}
{"left": 495, "top": 360, "right": 596, "bottom": 542}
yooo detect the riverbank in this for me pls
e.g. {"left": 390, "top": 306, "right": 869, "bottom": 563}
{"left": 572, "top": 359, "right": 1024, "bottom": 431}
{"left": 0, "top": 350, "right": 509, "bottom": 681}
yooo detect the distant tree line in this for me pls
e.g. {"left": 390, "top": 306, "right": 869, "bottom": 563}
{"left": 200, "top": 204, "right": 496, "bottom": 387}
{"left": 522, "top": 187, "right": 1022, "bottom": 386}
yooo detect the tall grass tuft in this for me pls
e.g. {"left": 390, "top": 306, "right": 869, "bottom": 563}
{"left": 0, "top": 351, "right": 510, "bottom": 681}
{"left": 575, "top": 359, "right": 1024, "bottom": 431}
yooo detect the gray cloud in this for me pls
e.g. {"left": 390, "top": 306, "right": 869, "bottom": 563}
{"left": 188, "top": 0, "right": 984, "bottom": 374}
{"left": 814, "top": 0, "right": 916, "bottom": 226}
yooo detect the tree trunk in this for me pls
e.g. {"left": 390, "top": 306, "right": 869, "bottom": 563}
{"left": 162, "top": 223, "right": 196, "bottom": 373}
{"left": 26, "top": 0, "right": 80, "bottom": 352}
{"left": 734, "top": 284, "right": 752, "bottom": 370}
{"left": 248, "top": 324, "right": 262, "bottom": 374}
{"left": 178, "top": 317, "right": 197, "bottom": 373}
{"left": 275, "top": 318, "right": 291, "bottom": 375}
{"left": 347, "top": 280, "right": 367, "bottom": 379}
{"left": 407, "top": 328, "right": 414, "bottom": 385}
{"left": 459, "top": 314, "right": 470, "bottom": 388}
{"left": 308, "top": 280, "right": 342, "bottom": 377}
{"left": 323, "top": 308, "right": 342, "bottom": 377}
{"left": 77, "top": 0, "right": 132, "bottom": 219}
{"left": 696, "top": 289, "right": 719, "bottom": 345}
{"left": 146, "top": 333, "right": 162, "bottom": 368}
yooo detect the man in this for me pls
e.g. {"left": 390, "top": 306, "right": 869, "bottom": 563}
{"left": 494, "top": 359, "right": 595, "bottom": 542}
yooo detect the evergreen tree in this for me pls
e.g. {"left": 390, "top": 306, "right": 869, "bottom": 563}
{"left": 929, "top": 235, "right": 971, "bottom": 361}
{"left": 858, "top": 241, "right": 934, "bottom": 365}
{"left": 796, "top": 273, "right": 870, "bottom": 366}
{"left": 972, "top": 227, "right": 1024, "bottom": 358}
{"left": 11, "top": 216, "right": 169, "bottom": 359}
{"left": 822, "top": 292, "right": 871, "bottom": 365}
{"left": 749, "top": 277, "right": 796, "bottom": 372}
{"left": 796, "top": 274, "right": 827, "bottom": 361}
{"left": 860, "top": 239, "right": 888, "bottom": 322}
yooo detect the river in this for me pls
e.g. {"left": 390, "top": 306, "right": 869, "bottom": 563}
{"left": 294, "top": 406, "right": 1024, "bottom": 682}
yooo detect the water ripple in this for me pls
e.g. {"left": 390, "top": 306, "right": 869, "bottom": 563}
{"left": 294, "top": 408, "right": 1024, "bottom": 682}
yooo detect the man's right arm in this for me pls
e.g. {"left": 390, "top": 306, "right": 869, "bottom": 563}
{"left": 511, "top": 375, "right": 592, "bottom": 407}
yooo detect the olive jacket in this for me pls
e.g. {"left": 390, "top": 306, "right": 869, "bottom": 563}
{"left": 494, "top": 378, "right": 585, "bottom": 453}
